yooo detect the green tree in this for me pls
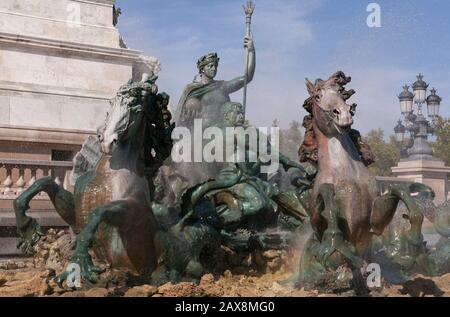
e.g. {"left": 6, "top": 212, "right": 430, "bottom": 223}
{"left": 431, "top": 116, "right": 450, "bottom": 165}
{"left": 363, "top": 129, "right": 400, "bottom": 176}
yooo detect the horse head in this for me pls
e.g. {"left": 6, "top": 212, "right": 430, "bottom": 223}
{"left": 98, "top": 80, "right": 156, "bottom": 155}
{"left": 305, "top": 71, "right": 356, "bottom": 137}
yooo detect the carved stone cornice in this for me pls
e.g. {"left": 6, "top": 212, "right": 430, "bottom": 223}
{"left": 0, "top": 32, "right": 141, "bottom": 62}
{"left": 72, "top": 0, "right": 116, "bottom": 7}
{"left": 0, "top": 125, "right": 95, "bottom": 145}
{"left": 0, "top": 80, "right": 113, "bottom": 100}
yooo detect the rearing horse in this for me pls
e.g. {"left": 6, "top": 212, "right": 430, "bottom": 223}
{"left": 297, "top": 71, "right": 432, "bottom": 285}
{"left": 14, "top": 77, "right": 173, "bottom": 283}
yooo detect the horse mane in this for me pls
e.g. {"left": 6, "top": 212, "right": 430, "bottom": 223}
{"left": 70, "top": 135, "right": 103, "bottom": 185}
{"left": 70, "top": 79, "right": 157, "bottom": 185}
{"left": 298, "top": 71, "right": 374, "bottom": 166}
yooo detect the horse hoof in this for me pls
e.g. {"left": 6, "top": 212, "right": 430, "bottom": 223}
{"left": 17, "top": 219, "right": 43, "bottom": 255}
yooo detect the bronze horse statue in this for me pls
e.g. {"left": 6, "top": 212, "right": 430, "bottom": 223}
{"left": 296, "top": 71, "right": 433, "bottom": 288}
{"left": 14, "top": 77, "right": 174, "bottom": 283}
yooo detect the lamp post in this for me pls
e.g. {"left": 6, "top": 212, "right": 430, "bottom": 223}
{"left": 395, "top": 74, "right": 442, "bottom": 159}
{"left": 392, "top": 74, "right": 449, "bottom": 203}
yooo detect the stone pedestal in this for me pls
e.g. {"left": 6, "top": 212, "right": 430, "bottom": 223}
{"left": 0, "top": 0, "right": 143, "bottom": 135}
{"left": 0, "top": 0, "right": 158, "bottom": 159}
{"left": 392, "top": 157, "right": 450, "bottom": 204}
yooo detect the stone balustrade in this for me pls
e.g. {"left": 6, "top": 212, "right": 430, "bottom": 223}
{"left": 0, "top": 159, "right": 73, "bottom": 197}
{"left": 0, "top": 159, "right": 73, "bottom": 257}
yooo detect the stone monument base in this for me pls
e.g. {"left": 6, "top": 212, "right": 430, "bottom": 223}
{"left": 392, "top": 157, "right": 450, "bottom": 204}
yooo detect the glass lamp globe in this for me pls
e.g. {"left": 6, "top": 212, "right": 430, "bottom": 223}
{"left": 412, "top": 74, "right": 429, "bottom": 104}
{"left": 394, "top": 119, "right": 406, "bottom": 142}
{"left": 426, "top": 88, "right": 442, "bottom": 118}
{"left": 398, "top": 85, "right": 414, "bottom": 114}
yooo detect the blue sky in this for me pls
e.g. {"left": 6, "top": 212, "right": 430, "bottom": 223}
{"left": 116, "top": 0, "right": 450, "bottom": 135}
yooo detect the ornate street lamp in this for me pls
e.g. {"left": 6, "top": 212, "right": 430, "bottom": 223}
{"left": 398, "top": 85, "right": 414, "bottom": 114}
{"left": 412, "top": 74, "right": 429, "bottom": 107}
{"left": 426, "top": 88, "right": 442, "bottom": 119}
{"left": 394, "top": 119, "right": 406, "bottom": 142}
{"left": 395, "top": 74, "right": 443, "bottom": 159}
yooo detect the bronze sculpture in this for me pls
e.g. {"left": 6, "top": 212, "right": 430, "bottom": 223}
{"left": 6, "top": 0, "right": 449, "bottom": 294}
{"left": 14, "top": 75, "right": 174, "bottom": 283}
{"left": 295, "top": 71, "right": 434, "bottom": 290}
{"left": 171, "top": 36, "right": 256, "bottom": 187}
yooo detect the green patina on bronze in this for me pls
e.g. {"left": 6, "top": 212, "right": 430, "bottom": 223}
{"left": 174, "top": 81, "right": 224, "bottom": 124}
{"left": 14, "top": 75, "right": 174, "bottom": 284}
{"left": 11, "top": 21, "right": 450, "bottom": 292}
